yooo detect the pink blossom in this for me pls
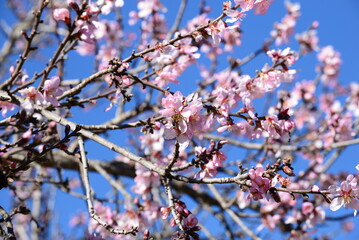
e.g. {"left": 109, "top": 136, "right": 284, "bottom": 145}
{"left": 224, "top": 1, "right": 245, "bottom": 23}
{"left": 253, "top": 0, "right": 273, "bottom": 15}
{"left": 296, "top": 24, "right": 319, "bottom": 54}
{"left": 317, "top": 46, "right": 341, "bottom": 87}
{"left": 305, "top": 205, "right": 325, "bottom": 228}
{"left": 222, "top": 22, "right": 242, "bottom": 51}
{"left": 328, "top": 174, "right": 359, "bottom": 214}
{"left": 260, "top": 214, "right": 281, "bottom": 231}
{"left": 142, "top": 200, "right": 161, "bottom": 224}
{"left": 248, "top": 165, "right": 271, "bottom": 200}
{"left": 132, "top": 164, "right": 161, "bottom": 198}
{"left": 153, "top": 65, "right": 180, "bottom": 87}
{"left": 140, "top": 128, "right": 164, "bottom": 155}
{"left": 21, "top": 129, "right": 32, "bottom": 141}
{"left": 104, "top": 90, "right": 120, "bottom": 112}
{"left": 19, "top": 87, "right": 45, "bottom": 104}
{"left": 68, "top": 178, "right": 81, "bottom": 189}
{"left": 234, "top": 0, "right": 255, "bottom": 13}
{"left": 256, "top": 71, "right": 281, "bottom": 92}
{"left": 271, "top": 2, "right": 300, "bottom": 45}
{"left": 128, "top": 10, "right": 139, "bottom": 25}
{"left": 217, "top": 117, "right": 245, "bottom": 133}
{"left": 290, "top": 80, "right": 316, "bottom": 106}
{"left": 271, "top": 15, "right": 296, "bottom": 45}
{"left": 69, "top": 212, "right": 87, "bottom": 226}
{"left": 194, "top": 141, "right": 227, "bottom": 179}
{"left": 261, "top": 115, "right": 281, "bottom": 139}
{"left": 137, "top": 0, "right": 167, "bottom": 18}
{"left": 183, "top": 214, "right": 198, "bottom": 228}
{"left": 177, "top": 38, "right": 200, "bottom": 59}
{"left": 237, "top": 191, "right": 251, "bottom": 209}
{"left": 342, "top": 221, "right": 355, "bottom": 232}
{"left": 206, "top": 20, "right": 237, "bottom": 47}
{"left": 0, "top": 101, "right": 15, "bottom": 117}
{"left": 75, "top": 4, "right": 101, "bottom": 43}
{"left": 97, "top": 0, "right": 124, "bottom": 15}
{"left": 267, "top": 47, "right": 297, "bottom": 66}
{"left": 115, "top": 210, "right": 140, "bottom": 233}
{"left": 159, "top": 91, "right": 203, "bottom": 150}
{"left": 184, "top": 13, "right": 209, "bottom": 33}
{"left": 311, "top": 185, "right": 320, "bottom": 192}
{"left": 43, "top": 76, "right": 63, "bottom": 106}
{"left": 301, "top": 202, "right": 314, "bottom": 215}
{"left": 151, "top": 44, "right": 178, "bottom": 65}
{"left": 76, "top": 41, "right": 96, "bottom": 56}
{"left": 348, "top": 83, "right": 359, "bottom": 117}
{"left": 257, "top": 65, "right": 296, "bottom": 92}
{"left": 235, "top": 75, "right": 265, "bottom": 115}
{"left": 19, "top": 87, "right": 46, "bottom": 114}
{"left": 334, "top": 112, "right": 355, "bottom": 142}
{"left": 53, "top": 8, "right": 71, "bottom": 24}
{"left": 160, "top": 206, "right": 171, "bottom": 219}
{"left": 197, "top": 161, "right": 218, "bottom": 178}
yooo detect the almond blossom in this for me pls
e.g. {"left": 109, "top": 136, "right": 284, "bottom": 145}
{"left": 296, "top": 21, "right": 319, "bottom": 54}
{"left": 19, "top": 87, "right": 45, "bottom": 115}
{"left": 0, "top": 101, "right": 15, "bottom": 117}
{"left": 194, "top": 140, "right": 227, "bottom": 178}
{"left": 206, "top": 20, "right": 237, "bottom": 47}
{"left": 75, "top": 4, "right": 101, "bottom": 43}
{"left": 328, "top": 174, "right": 359, "bottom": 214}
{"left": 248, "top": 165, "right": 272, "bottom": 200}
{"left": 53, "top": 8, "right": 71, "bottom": 24}
{"left": 43, "top": 76, "right": 63, "bottom": 106}
{"left": 317, "top": 45, "right": 342, "bottom": 87}
{"left": 253, "top": 0, "right": 273, "bottom": 15}
{"left": 159, "top": 91, "right": 203, "bottom": 150}
{"left": 97, "top": 0, "right": 124, "bottom": 15}
{"left": 235, "top": 0, "right": 255, "bottom": 12}
{"left": 137, "top": 0, "right": 167, "bottom": 18}
{"left": 271, "top": 1, "right": 300, "bottom": 45}
{"left": 224, "top": 1, "right": 245, "bottom": 23}
{"left": 266, "top": 47, "right": 297, "bottom": 66}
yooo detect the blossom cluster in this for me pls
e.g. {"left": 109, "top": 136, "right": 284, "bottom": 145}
{"left": 19, "top": 76, "right": 63, "bottom": 115}
{"left": 161, "top": 200, "right": 201, "bottom": 239}
{"left": 159, "top": 91, "right": 204, "bottom": 150}
{"left": 2, "top": 0, "right": 359, "bottom": 239}
{"left": 194, "top": 140, "right": 227, "bottom": 178}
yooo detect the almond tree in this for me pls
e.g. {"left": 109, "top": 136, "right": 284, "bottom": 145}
{"left": 1, "top": 0, "right": 359, "bottom": 239}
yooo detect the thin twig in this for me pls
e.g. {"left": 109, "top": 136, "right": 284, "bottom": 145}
{"left": 208, "top": 185, "right": 262, "bottom": 240}
{"left": 165, "top": 141, "right": 180, "bottom": 173}
{"left": 162, "top": 177, "right": 185, "bottom": 232}
{"left": 0, "top": 206, "right": 16, "bottom": 240}
{"left": 165, "top": 0, "right": 188, "bottom": 41}
{"left": 77, "top": 136, "right": 138, "bottom": 236}
{"left": 91, "top": 161, "right": 134, "bottom": 210}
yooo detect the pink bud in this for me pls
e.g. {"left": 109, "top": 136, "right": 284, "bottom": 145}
{"left": 282, "top": 165, "right": 295, "bottom": 176}
{"left": 311, "top": 21, "right": 319, "bottom": 29}
{"left": 53, "top": 8, "right": 71, "bottom": 24}
{"left": 143, "top": 229, "right": 150, "bottom": 239}
{"left": 9, "top": 66, "right": 15, "bottom": 74}
{"left": 311, "top": 185, "right": 320, "bottom": 192}
{"left": 302, "top": 202, "right": 314, "bottom": 215}
{"left": 22, "top": 129, "right": 32, "bottom": 141}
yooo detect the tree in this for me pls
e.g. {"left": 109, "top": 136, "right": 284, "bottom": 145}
{"left": 1, "top": 0, "right": 359, "bottom": 239}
